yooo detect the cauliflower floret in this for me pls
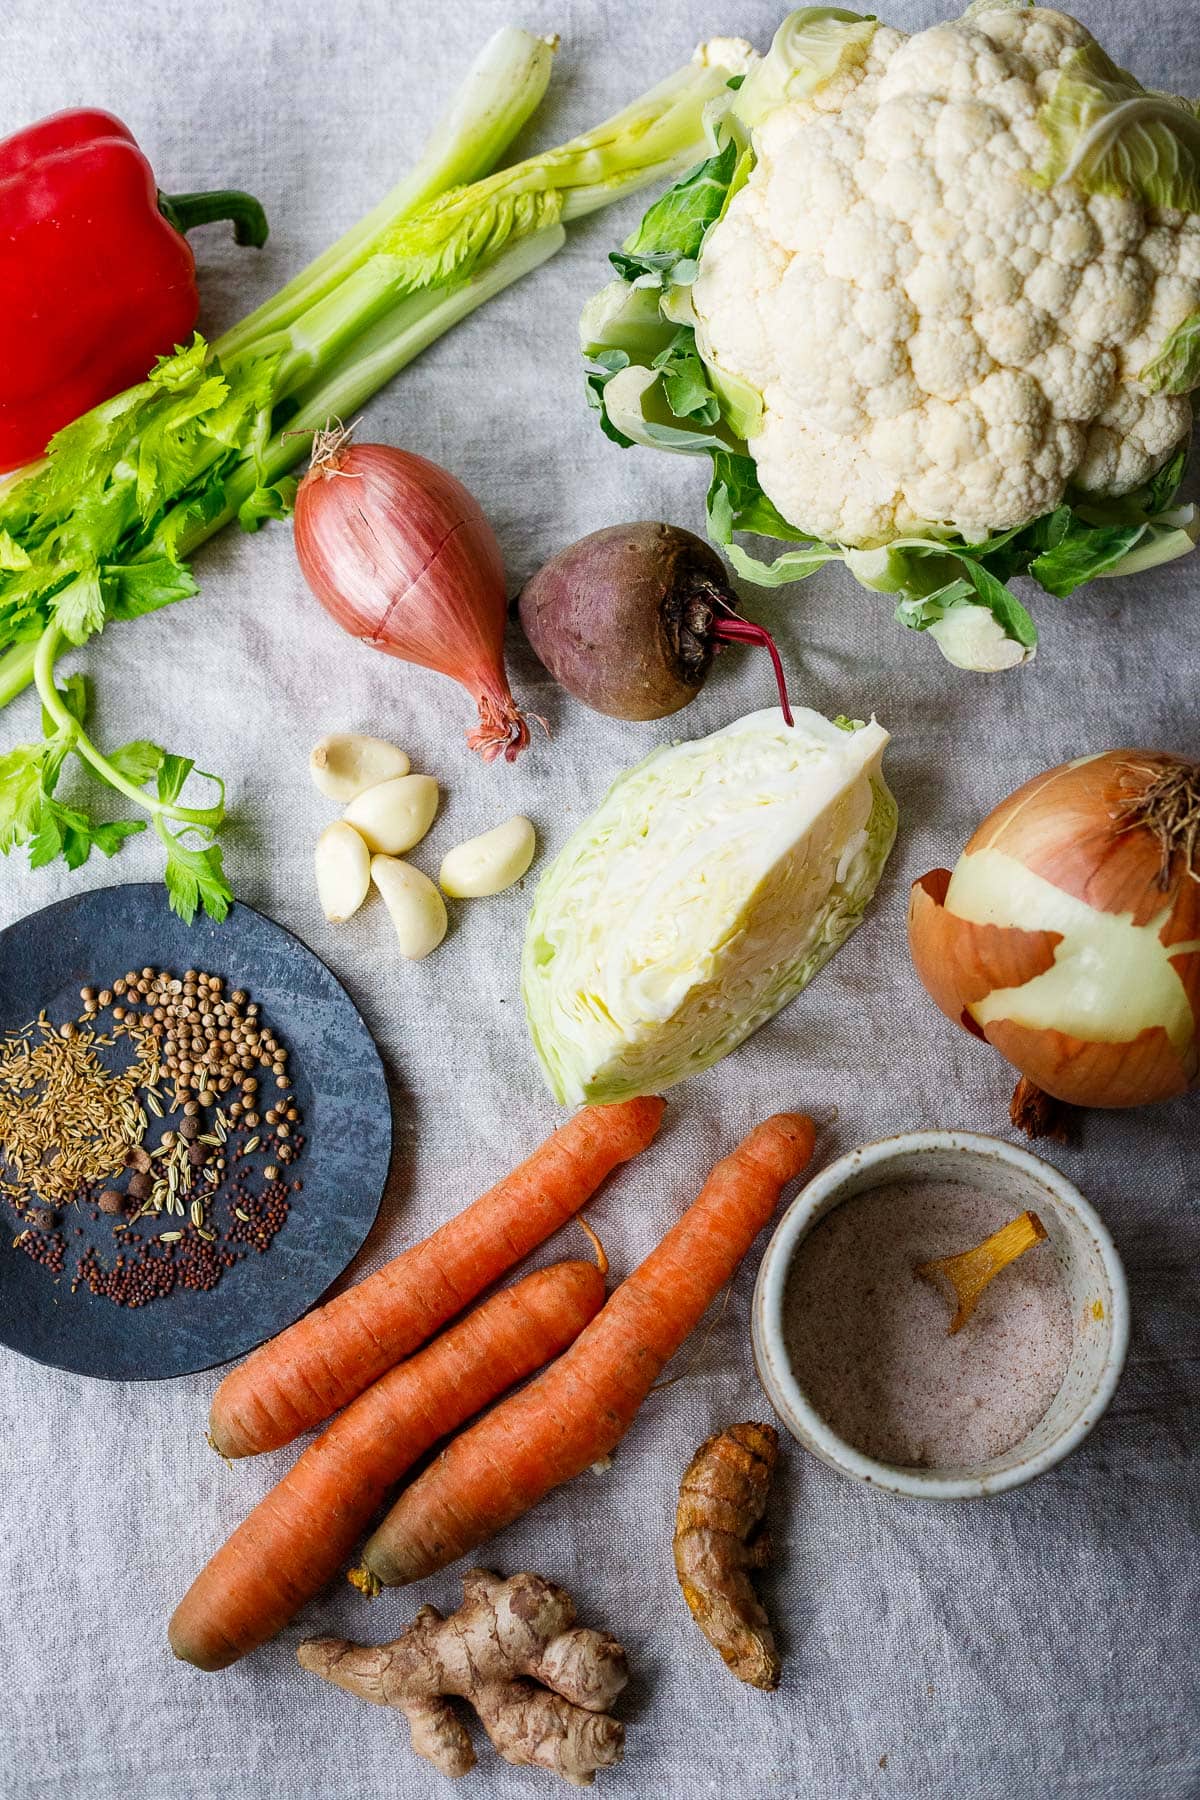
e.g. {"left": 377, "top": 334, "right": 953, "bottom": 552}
{"left": 688, "top": 202, "right": 787, "bottom": 391}
{"left": 1074, "top": 389, "right": 1193, "bottom": 493}
{"left": 972, "top": 5, "right": 1091, "bottom": 75}
{"left": 691, "top": 6, "right": 1196, "bottom": 547}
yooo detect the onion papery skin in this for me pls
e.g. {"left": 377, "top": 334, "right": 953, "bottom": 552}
{"left": 909, "top": 751, "right": 1200, "bottom": 1110}
{"left": 294, "top": 441, "right": 529, "bottom": 762}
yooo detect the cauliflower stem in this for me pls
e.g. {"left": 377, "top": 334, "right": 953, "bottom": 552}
{"left": 583, "top": 3, "right": 1200, "bottom": 671}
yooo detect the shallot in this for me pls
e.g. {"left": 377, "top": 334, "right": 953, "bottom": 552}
{"left": 294, "top": 427, "right": 530, "bottom": 761}
{"left": 909, "top": 750, "right": 1200, "bottom": 1127}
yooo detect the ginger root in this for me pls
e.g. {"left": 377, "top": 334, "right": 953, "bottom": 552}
{"left": 673, "top": 1421, "right": 781, "bottom": 1691}
{"left": 298, "top": 1569, "right": 627, "bottom": 1786}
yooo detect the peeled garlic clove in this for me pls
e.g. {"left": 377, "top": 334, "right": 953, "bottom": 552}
{"left": 371, "top": 856, "right": 447, "bottom": 960}
{"left": 310, "top": 733, "right": 410, "bottom": 803}
{"left": 344, "top": 774, "right": 439, "bottom": 855}
{"left": 314, "top": 822, "right": 371, "bottom": 922}
{"left": 439, "top": 816, "right": 536, "bottom": 898}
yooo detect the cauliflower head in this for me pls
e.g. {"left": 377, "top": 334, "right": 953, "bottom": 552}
{"left": 692, "top": 6, "right": 1200, "bottom": 548}
{"left": 584, "top": 4, "right": 1200, "bottom": 667}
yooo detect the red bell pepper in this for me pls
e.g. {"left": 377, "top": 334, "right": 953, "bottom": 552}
{"left": 0, "top": 108, "right": 268, "bottom": 473}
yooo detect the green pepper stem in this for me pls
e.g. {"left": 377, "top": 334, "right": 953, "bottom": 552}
{"left": 33, "top": 625, "right": 225, "bottom": 826}
{"left": 159, "top": 189, "right": 269, "bottom": 248}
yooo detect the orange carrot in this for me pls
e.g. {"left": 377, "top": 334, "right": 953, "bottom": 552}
{"left": 170, "top": 1259, "right": 606, "bottom": 1670}
{"left": 358, "top": 1113, "right": 815, "bottom": 1589}
{"left": 208, "top": 1096, "right": 665, "bottom": 1459}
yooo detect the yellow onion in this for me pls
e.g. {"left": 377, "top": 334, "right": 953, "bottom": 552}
{"left": 909, "top": 751, "right": 1200, "bottom": 1114}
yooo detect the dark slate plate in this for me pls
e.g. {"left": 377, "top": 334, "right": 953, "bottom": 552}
{"left": 0, "top": 883, "right": 390, "bottom": 1381}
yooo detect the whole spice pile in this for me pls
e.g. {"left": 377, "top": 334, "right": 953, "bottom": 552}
{"left": 1, "top": 967, "right": 304, "bottom": 1308}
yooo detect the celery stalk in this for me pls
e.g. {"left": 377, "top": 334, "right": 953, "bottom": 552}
{"left": 176, "top": 227, "right": 568, "bottom": 554}
{"left": 215, "top": 27, "right": 558, "bottom": 361}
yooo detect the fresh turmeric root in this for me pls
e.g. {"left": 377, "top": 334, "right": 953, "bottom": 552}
{"left": 298, "top": 1569, "right": 627, "bottom": 1787}
{"left": 673, "top": 1422, "right": 781, "bottom": 1691}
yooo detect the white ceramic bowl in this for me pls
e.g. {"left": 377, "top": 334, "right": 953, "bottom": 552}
{"left": 752, "top": 1130, "right": 1129, "bottom": 1500}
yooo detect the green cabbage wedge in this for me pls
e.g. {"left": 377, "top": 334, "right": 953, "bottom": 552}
{"left": 522, "top": 709, "right": 897, "bottom": 1105}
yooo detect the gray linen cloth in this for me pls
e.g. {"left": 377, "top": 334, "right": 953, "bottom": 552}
{"left": 1, "top": 1, "right": 1197, "bottom": 1795}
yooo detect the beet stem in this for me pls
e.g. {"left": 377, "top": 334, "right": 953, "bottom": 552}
{"left": 710, "top": 618, "right": 794, "bottom": 727}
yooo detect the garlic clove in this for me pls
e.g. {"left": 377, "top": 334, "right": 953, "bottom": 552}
{"left": 310, "top": 733, "right": 411, "bottom": 803}
{"left": 344, "top": 774, "right": 439, "bottom": 856}
{"left": 315, "top": 822, "right": 372, "bottom": 922}
{"left": 439, "top": 816, "right": 536, "bottom": 898}
{"left": 371, "top": 856, "right": 448, "bottom": 960}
